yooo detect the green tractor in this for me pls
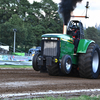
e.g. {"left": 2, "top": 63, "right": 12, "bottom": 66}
{"left": 32, "top": 20, "right": 100, "bottom": 79}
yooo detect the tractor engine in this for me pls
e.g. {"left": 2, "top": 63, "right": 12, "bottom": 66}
{"left": 40, "top": 37, "right": 60, "bottom": 66}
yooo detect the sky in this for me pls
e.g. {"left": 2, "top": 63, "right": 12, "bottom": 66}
{"left": 28, "top": 0, "right": 100, "bottom": 28}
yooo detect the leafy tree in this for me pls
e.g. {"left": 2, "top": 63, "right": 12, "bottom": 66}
{"left": 0, "top": 0, "right": 63, "bottom": 52}
{"left": 24, "top": 24, "right": 36, "bottom": 52}
{"left": 0, "top": 0, "right": 19, "bottom": 23}
{"left": 8, "top": 14, "right": 23, "bottom": 26}
{"left": 17, "top": 0, "right": 30, "bottom": 19}
{"left": 25, "top": 0, "right": 63, "bottom": 47}
{"left": 40, "top": 0, "right": 63, "bottom": 33}
{"left": 85, "top": 27, "right": 100, "bottom": 46}
{"left": 0, "top": 14, "right": 27, "bottom": 51}
{"left": 0, "top": 23, "right": 13, "bottom": 46}
{"left": 8, "top": 14, "right": 27, "bottom": 51}
{"left": 0, "top": 0, "right": 31, "bottom": 23}
{"left": 32, "top": 25, "right": 46, "bottom": 46}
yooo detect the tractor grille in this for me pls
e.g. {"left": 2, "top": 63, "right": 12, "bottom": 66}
{"left": 43, "top": 41, "right": 57, "bottom": 56}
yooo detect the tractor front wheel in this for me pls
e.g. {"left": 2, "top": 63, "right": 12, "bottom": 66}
{"left": 78, "top": 43, "right": 100, "bottom": 79}
{"left": 61, "top": 55, "right": 72, "bottom": 75}
{"left": 32, "top": 52, "right": 41, "bottom": 71}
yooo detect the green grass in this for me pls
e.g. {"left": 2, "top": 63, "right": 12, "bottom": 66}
{"left": 19, "top": 95, "right": 100, "bottom": 100}
{"left": 68, "top": 95, "right": 100, "bottom": 100}
{"left": 0, "top": 65, "right": 32, "bottom": 68}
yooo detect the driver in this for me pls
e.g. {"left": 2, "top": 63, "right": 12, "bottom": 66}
{"left": 71, "top": 25, "right": 80, "bottom": 53}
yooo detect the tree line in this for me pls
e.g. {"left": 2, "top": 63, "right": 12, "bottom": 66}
{"left": 0, "top": 0, "right": 100, "bottom": 52}
{"left": 84, "top": 27, "right": 100, "bottom": 46}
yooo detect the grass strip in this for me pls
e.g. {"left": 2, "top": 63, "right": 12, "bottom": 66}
{"left": 19, "top": 95, "right": 100, "bottom": 100}
{"left": 68, "top": 95, "right": 100, "bottom": 100}
{"left": 0, "top": 65, "right": 32, "bottom": 68}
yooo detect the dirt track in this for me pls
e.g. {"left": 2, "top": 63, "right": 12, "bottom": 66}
{"left": 0, "top": 68, "right": 100, "bottom": 98}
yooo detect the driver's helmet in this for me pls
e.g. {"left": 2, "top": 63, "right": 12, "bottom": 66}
{"left": 70, "top": 25, "right": 77, "bottom": 29}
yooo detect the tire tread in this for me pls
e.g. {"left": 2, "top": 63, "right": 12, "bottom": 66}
{"left": 78, "top": 43, "right": 100, "bottom": 79}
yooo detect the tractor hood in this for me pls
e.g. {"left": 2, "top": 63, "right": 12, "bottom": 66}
{"left": 42, "top": 33, "right": 73, "bottom": 43}
{"left": 41, "top": 33, "right": 76, "bottom": 64}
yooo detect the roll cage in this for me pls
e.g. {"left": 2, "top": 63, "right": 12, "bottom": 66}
{"left": 67, "top": 20, "right": 84, "bottom": 39}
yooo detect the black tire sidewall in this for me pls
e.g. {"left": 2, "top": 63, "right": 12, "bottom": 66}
{"left": 32, "top": 52, "right": 41, "bottom": 71}
{"left": 91, "top": 44, "right": 100, "bottom": 78}
{"left": 61, "top": 55, "right": 72, "bottom": 74}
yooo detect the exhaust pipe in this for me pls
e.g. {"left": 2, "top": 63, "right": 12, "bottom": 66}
{"left": 63, "top": 25, "right": 67, "bottom": 34}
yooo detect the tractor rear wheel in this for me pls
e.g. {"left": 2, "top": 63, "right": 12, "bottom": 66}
{"left": 47, "top": 63, "right": 60, "bottom": 76}
{"left": 78, "top": 43, "right": 100, "bottom": 79}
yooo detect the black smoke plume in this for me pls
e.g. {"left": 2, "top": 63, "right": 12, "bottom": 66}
{"left": 59, "top": 0, "right": 82, "bottom": 25}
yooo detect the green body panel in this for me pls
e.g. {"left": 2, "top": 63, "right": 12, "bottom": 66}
{"left": 77, "top": 39, "right": 95, "bottom": 53}
{"left": 60, "top": 38, "right": 78, "bottom": 64}
{"left": 42, "top": 33, "right": 78, "bottom": 64}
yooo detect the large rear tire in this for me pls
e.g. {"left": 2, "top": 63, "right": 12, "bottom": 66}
{"left": 47, "top": 63, "right": 60, "bottom": 76}
{"left": 32, "top": 52, "right": 41, "bottom": 71}
{"left": 78, "top": 43, "right": 100, "bottom": 79}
